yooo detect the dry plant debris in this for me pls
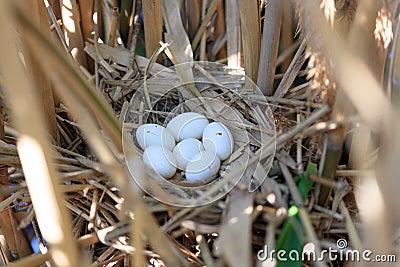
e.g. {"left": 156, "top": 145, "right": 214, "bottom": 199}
{"left": 0, "top": 0, "right": 399, "bottom": 267}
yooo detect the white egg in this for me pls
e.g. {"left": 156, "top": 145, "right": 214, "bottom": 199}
{"left": 135, "top": 124, "right": 175, "bottom": 151}
{"left": 202, "top": 122, "right": 234, "bottom": 160}
{"left": 142, "top": 146, "right": 177, "bottom": 178}
{"left": 173, "top": 138, "right": 204, "bottom": 170}
{"left": 166, "top": 112, "right": 209, "bottom": 141}
{"left": 185, "top": 150, "right": 220, "bottom": 183}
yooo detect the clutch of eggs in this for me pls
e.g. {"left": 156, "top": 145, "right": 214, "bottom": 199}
{"left": 135, "top": 112, "right": 234, "bottom": 182}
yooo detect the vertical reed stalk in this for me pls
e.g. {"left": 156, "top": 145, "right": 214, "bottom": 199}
{"left": 226, "top": 0, "right": 241, "bottom": 67}
{"left": 257, "top": 0, "right": 282, "bottom": 96}
{"left": 238, "top": 0, "right": 260, "bottom": 83}
{"left": 0, "top": 2, "right": 89, "bottom": 266}
{"left": 143, "top": 0, "right": 163, "bottom": 62}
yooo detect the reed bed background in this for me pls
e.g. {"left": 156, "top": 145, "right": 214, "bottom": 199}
{"left": 0, "top": 0, "right": 399, "bottom": 266}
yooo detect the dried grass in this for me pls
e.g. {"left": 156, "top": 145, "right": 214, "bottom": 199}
{"left": 0, "top": 0, "right": 399, "bottom": 266}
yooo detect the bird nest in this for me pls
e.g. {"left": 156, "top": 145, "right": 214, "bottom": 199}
{"left": 123, "top": 62, "right": 276, "bottom": 208}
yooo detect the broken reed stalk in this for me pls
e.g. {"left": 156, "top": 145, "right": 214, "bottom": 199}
{"left": 257, "top": 0, "right": 282, "bottom": 96}
{"left": 0, "top": 2, "right": 89, "bottom": 266}
{"left": 108, "top": 7, "right": 119, "bottom": 47}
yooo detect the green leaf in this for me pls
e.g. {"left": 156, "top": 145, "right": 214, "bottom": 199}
{"left": 298, "top": 162, "right": 317, "bottom": 199}
{"left": 275, "top": 162, "right": 317, "bottom": 267}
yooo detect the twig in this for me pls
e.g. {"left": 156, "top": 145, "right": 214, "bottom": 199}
{"left": 88, "top": 189, "right": 99, "bottom": 231}
{"left": 274, "top": 38, "right": 307, "bottom": 98}
{"left": 43, "top": 0, "right": 70, "bottom": 55}
{"left": 128, "top": 0, "right": 142, "bottom": 69}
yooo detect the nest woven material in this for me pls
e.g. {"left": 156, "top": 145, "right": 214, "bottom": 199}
{"left": 123, "top": 62, "right": 276, "bottom": 207}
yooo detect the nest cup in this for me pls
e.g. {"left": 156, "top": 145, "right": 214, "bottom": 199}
{"left": 123, "top": 62, "right": 276, "bottom": 207}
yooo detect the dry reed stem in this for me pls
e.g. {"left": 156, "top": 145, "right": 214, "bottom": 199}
{"left": 0, "top": 2, "right": 88, "bottom": 266}
{"left": 142, "top": 0, "right": 163, "bottom": 62}
{"left": 226, "top": 0, "right": 241, "bottom": 67}
{"left": 346, "top": 0, "right": 384, "bottom": 173}
{"left": 127, "top": 0, "right": 142, "bottom": 69}
{"left": 339, "top": 201, "right": 362, "bottom": 251}
{"left": 281, "top": 0, "right": 294, "bottom": 71}
{"left": 302, "top": 0, "right": 398, "bottom": 261}
{"left": 191, "top": 0, "right": 220, "bottom": 52}
{"left": 48, "top": 0, "right": 62, "bottom": 19}
{"left": 44, "top": 0, "right": 70, "bottom": 56}
{"left": 38, "top": 47, "right": 181, "bottom": 266}
{"left": 274, "top": 38, "right": 307, "bottom": 98}
{"left": 60, "top": 0, "right": 88, "bottom": 67}
{"left": 216, "top": 190, "right": 252, "bottom": 267}
{"left": 214, "top": 1, "right": 227, "bottom": 59}
{"left": 348, "top": 0, "right": 386, "bottom": 79}
{"left": 108, "top": 7, "right": 119, "bottom": 47}
{"left": 186, "top": 0, "right": 201, "bottom": 41}
{"left": 257, "top": 0, "right": 282, "bottom": 96}
{"left": 23, "top": 1, "right": 59, "bottom": 143}
{"left": 0, "top": 97, "right": 25, "bottom": 260}
{"left": 16, "top": 12, "right": 123, "bottom": 152}
{"left": 160, "top": 0, "right": 195, "bottom": 93}
{"left": 77, "top": 0, "right": 94, "bottom": 71}
{"left": 237, "top": 0, "right": 260, "bottom": 83}
{"left": 302, "top": 0, "right": 390, "bottom": 129}
{"left": 199, "top": 0, "right": 208, "bottom": 61}
{"left": 276, "top": 39, "right": 301, "bottom": 67}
